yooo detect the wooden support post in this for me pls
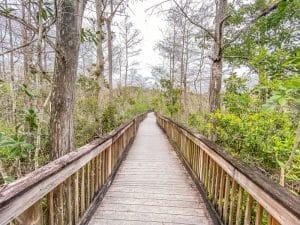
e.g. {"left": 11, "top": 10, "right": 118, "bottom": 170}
{"left": 80, "top": 167, "right": 85, "bottom": 215}
{"left": 235, "top": 186, "right": 244, "bottom": 225}
{"left": 74, "top": 172, "right": 79, "bottom": 224}
{"left": 66, "top": 177, "right": 72, "bottom": 224}
{"left": 108, "top": 146, "right": 112, "bottom": 175}
{"left": 53, "top": 184, "right": 64, "bottom": 225}
{"left": 223, "top": 175, "right": 231, "bottom": 224}
{"left": 228, "top": 180, "right": 237, "bottom": 225}
{"left": 218, "top": 169, "right": 225, "bottom": 215}
{"left": 91, "top": 159, "right": 95, "bottom": 199}
{"left": 210, "top": 160, "right": 216, "bottom": 196}
{"left": 214, "top": 165, "right": 221, "bottom": 206}
{"left": 47, "top": 192, "right": 54, "bottom": 225}
{"left": 255, "top": 204, "right": 264, "bottom": 225}
{"left": 16, "top": 200, "right": 42, "bottom": 225}
{"left": 244, "top": 194, "right": 254, "bottom": 225}
{"left": 98, "top": 154, "right": 102, "bottom": 188}
{"left": 199, "top": 149, "right": 204, "bottom": 181}
{"left": 86, "top": 163, "right": 91, "bottom": 205}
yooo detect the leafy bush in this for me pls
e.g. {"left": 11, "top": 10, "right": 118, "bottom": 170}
{"left": 101, "top": 104, "right": 118, "bottom": 134}
{"left": 212, "top": 111, "right": 295, "bottom": 170}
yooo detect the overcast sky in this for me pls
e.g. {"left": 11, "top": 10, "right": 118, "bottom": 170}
{"left": 127, "top": 0, "right": 168, "bottom": 79}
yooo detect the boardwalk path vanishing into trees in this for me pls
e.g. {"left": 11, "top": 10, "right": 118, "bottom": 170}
{"left": 88, "top": 113, "right": 214, "bottom": 225}
{"left": 1, "top": 112, "right": 299, "bottom": 225}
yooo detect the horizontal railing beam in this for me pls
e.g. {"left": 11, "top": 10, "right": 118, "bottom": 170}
{"left": 156, "top": 113, "right": 300, "bottom": 225}
{"left": 0, "top": 112, "right": 148, "bottom": 225}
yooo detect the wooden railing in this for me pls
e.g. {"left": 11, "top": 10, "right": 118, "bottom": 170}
{"left": 157, "top": 113, "right": 300, "bottom": 225}
{"left": 0, "top": 112, "right": 147, "bottom": 225}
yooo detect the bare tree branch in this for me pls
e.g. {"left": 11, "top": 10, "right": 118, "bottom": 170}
{"left": 0, "top": 10, "right": 56, "bottom": 51}
{"left": 173, "top": 0, "right": 216, "bottom": 42}
{"left": 111, "top": 0, "right": 126, "bottom": 18}
{"left": 0, "top": 36, "right": 37, "bottom": 56}
{"left": 0, "top": 11, "right": 37, "bottom": 33}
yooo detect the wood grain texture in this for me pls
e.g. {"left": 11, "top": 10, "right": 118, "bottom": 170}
{"left": 157, "top": 113, "right": 300, "bottom": 225}
{"left": 88, "top": 113, "right": 214, "bottom": 225}
{"left": 0, "top": 112, "right": 147, "bottom": 225}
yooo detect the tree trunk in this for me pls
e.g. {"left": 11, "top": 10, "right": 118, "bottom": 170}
{"left": 208, "top": 0, "right": 227, "bottom": 141}
{"left": 106, "top": 18, "right": 113, "bottom": 103}
{"left": 171, "top": 23, "right": 176, "bottom": 87}
{"left": 50, "top": 0, "right": 87, "bottom": 159}
{"left": 33, "top": 0, "right": 45, "bottom": 170}
{"left": 125, "top": 41, "right": 128, "bottom": 88}
{"left": 96, "top": 0, "right": 105, "bottom": 135}
{"left": 184, "top": 29, "right": 189, "bottom": 123}
{"left": 125, "top": 18, "right": 129, "bottom": 88}
{"left": 209, "top": 0, "right": 227, "bottom": 114}
{"left": 7, "top": 0, "right": 16, "bottom": 128}
{"left": 50, "top": 1, "right": 86, "bottom": 224}
{"left": 0, "top": 29, "right": 5, "bottom": 79}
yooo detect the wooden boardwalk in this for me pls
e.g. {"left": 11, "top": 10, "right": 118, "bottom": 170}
{"left": 88, "top": 113, "right": 214, "bottom": 225}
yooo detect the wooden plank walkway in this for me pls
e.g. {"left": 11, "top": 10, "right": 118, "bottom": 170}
{"left": 88, "top": 113, "right": 214, "bottom": 225}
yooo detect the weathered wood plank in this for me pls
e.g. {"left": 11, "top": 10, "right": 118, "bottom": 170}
{"left": 228, "top": 180, "right": 237, "bottom": 225}
{"left": 88, "top": 113, "right": 214, "bottom": 225}
{"left": 235, "top": 186, "right": 243, "bottom": 225}
{"left": 53, "top": 184, "right": 64, "bottom": 225}
{"left": 222, "top": 175, "right": 230, "bottom": 224}
{"left": 81, "top": 167, "right": 86, "bottom": 216}
{"left": 157, "top": 114, "right": 300, "bottom": 225}
{"left": 0, "top": 113, "right": 148, "bottom": 225}
{"left": 47, "top": 192, "right": 54, "bottom": 225}
{"left": 244, "top": 194, "right": 253, "bottom": 225}
{"left": 255, "top": 203, "right": 264, "bottom": 225}
{"left": 74, "top": 171, "right": 79, "bottom": 224}
{"left": 66, "top": 177, "right": 72, "bottom": 224}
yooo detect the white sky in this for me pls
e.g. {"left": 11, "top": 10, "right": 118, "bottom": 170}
{"left": 127, "top": 0, "right": 168, "bottom": 79}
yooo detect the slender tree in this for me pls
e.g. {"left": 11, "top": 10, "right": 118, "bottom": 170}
{"left": 50, "top": 0, "right": 87, "bottom": 158}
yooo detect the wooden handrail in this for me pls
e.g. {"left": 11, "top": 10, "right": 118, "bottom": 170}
{"left": 156, "top": 113, "right": 300, "bottom": 225}
{"left": 0, "top": 112, "right": 148, "bottom": 225}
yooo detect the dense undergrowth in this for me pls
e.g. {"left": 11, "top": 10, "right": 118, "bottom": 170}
{"left": 0, "top": 74, "right": 150, "bottom": 184}
{"left": 155, "top": 74, "right": 299, "bottom": 194}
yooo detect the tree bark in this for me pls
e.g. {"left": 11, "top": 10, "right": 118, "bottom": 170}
{"left": 6, "top": 0, "right": 16, "bottom": 128}
{"left": 209, "top": 0, "right": 227, "bottom": 114}
{"left": 208, "top": 0, "right": 227, "bottom": 141}
{"left": 179, "top": 18, "right": 186, "bottom": 122}
{"left": 106, "top": 18, "right": 113, "bottom": 103}
{"left": 125, "top": 22, "right": 129, "bottom": 88}
{"left": 96, "top": 0, "right": 105, "bottom": 135}
{"left": 50, "top": 0, "right": 87, "bottom": 159}
{"left": 183, "top": 29, "right": 189, "bottom": 123}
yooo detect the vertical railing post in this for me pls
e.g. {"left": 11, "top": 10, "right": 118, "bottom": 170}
{"left": 108, "top": 145, "right": 112, "bottom": 175}
{"left": 17, "top": 200, "right": 42, "bottom": 225}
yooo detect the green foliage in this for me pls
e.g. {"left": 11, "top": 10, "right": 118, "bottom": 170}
{"left": 80, "top": 28, "right": 100, "bottom": 45}
{"left": 212, "top": 73, "right": 299, "bottom": 184}
{"left": 19, "top": 108, "right": 38, "bottom": 132}
{"left": 188, "top": 113, "right": 210, "bottom": 137}
{"left": 101, "top": 104, "right": 118, "bottom": 134}
{"left": 212, "top": 111, "right": 295, "bottom": 169}
{"left": 223, "top": 74, "right": 252, "bottom": 114}
{"left": 0, "top": 7, "right": 16, "bottom": 15}
{"left": 0, "top": 134, "right": 35, "bottom": 160}
{"left": 74, "top": 95, "right": 98, "bottom": 147}
{"left": 123, "top": 89, "right": 149, "bottom": 117}
{"left": 38, "top": 1, "right": 54, "bottom": 21}
{"left": 185, "top": 69, "right": 299, "bottom": 189}
{"left": 19, "top": 84, "right": 34, "bottom": 98}
{"left": 74, "top": 76, "right": 99, "bottom": 147}
{"left": 159, "top": 79, "right": 181, "bottom": 118}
